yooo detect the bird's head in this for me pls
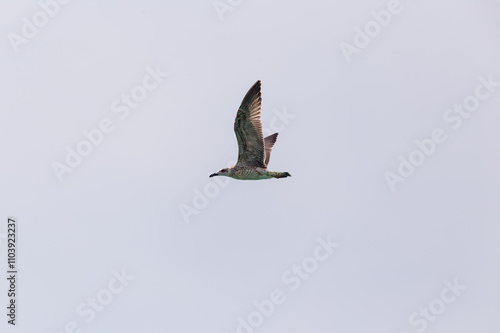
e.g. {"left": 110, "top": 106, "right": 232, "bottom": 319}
{"left": 209, "top": 167, "right": 230, "bottom": 178}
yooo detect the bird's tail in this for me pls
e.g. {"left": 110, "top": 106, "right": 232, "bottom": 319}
{"left": 270, "top": 171, "right": 291, "bottom": 179}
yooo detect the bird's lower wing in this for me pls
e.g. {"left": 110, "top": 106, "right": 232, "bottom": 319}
{"left": 264, "top": 133, "right": 278, "bottom": 167}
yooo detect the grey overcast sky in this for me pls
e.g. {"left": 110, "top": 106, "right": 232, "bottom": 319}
{"left": 1, "top": 0, "right": 499, "bottom": 332}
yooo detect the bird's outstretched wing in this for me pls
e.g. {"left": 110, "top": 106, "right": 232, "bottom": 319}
{"left": 234, "top": 80, "right": 266, "bottom": 167}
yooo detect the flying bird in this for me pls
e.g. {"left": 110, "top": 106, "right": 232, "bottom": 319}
{"left": 209, "top": 80, "right": 291, "bottom": 180}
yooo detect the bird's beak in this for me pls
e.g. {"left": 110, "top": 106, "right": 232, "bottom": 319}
{"left": 209, "top": 173, "right": 218, "bottom": 178}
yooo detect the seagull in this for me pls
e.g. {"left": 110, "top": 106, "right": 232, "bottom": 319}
{"left": 209, "top": 80, "right": 291, "bottom": 180}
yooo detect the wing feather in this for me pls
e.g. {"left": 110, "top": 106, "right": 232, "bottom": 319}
{"left": 263, "top": 133, "right": 278, "bottom": 167}
{"left": 234, "top": 81, "right": 266, "bottom": 167}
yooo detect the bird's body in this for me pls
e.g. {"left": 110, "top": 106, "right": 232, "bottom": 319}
{"left": 225, "top": 166, "right": 290, "bottom": 180}
{"left": 210, "top": 80, "right": 291, "bottom": 180}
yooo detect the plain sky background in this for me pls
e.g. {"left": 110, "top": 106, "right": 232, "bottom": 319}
{"left": 1, "top": 0, "right": 499, "bottom": 332}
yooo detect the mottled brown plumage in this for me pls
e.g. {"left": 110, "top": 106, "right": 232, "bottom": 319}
{"left": 209, "top": 81, "right": 291, "bottom": 180}
{"left": 234, "top": 80, "right": 266, "bottom": 168}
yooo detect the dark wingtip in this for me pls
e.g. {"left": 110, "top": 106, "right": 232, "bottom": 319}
{"left": 251, "top": 80, "right": 261, "bottom": 92}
